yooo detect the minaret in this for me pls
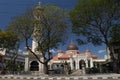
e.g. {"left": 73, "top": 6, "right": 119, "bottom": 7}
{"left": 24, "top": 2, "right": 45, "bottom": 74}
{"left": 32, "top": 2, "right": 43, "bottom": 52}
{"left": 31, "top": 2, "right": 44, "bottom": 74}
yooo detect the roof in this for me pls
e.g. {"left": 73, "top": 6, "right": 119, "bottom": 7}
{"left": 52, "top": 48, "right": 99, "bottom": 61}
{"left": 52, "top": 55, "right": 58, "bottom": 60}
{"left": 52, "top": 53, "right": 70, "bottom": 60}
{"left": 92, "top": 55, "right": 98, "bottom": 59}
{"left": 58, "top": 54, "right": 70, "bottom": 59}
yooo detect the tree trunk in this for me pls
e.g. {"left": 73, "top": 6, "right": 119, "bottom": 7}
{"left": 43, "top": 62, "right": 49, "bottom": 74}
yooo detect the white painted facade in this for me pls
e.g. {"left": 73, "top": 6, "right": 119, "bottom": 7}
{"left": 50, "top": 42, "right": 106, "bottom": 72}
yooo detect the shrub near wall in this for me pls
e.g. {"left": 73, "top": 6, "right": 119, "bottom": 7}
{"left": 86, "top": 67, "right": 99, "bottom": 74}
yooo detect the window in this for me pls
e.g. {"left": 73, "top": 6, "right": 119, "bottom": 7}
{"left": 114, "top": 48, "right": 120, "bottom": 53}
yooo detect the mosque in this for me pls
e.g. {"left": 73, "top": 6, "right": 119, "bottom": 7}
{"left": 24, "top": 2, "right": 106, "bottom": 75}
{"left": 49, "top": 42, "right": 106, "bottom": 74}
{"left": 50, "top": 42, "right": 98, "bottom": 70}
{"left": 24, "top": 41, "right": 106, "bottom": 74}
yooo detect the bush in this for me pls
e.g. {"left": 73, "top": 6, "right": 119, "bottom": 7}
{"left": 86, "top": 67, "right": 99, "bottom": 74}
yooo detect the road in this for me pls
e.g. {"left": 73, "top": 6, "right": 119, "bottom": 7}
{"left": 0, "top": 73, "right": 120, "bottom": 80}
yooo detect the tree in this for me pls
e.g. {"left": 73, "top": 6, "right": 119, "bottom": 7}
{"left": 7, "top": 10, "right": 34, "bottom": 44}
{"left": 110, "top": 26, "right": 120, "bottom": 73}
{"left": 0, "top": 30, "right": 19, "bottom": 49}
{"left": 70, "top": 0, "right": 120, "bottom": 59}
{"left": 0, "top": 30, "right": 19, "bottom": 73}
{"left": 30, "top": 4, "right": 68, "bottom": 74}
{"left": 7, "top": 4, "right": 68, "bottom": 74}
{"left": 6, "top": 10, "right": 34, "bottom": 74}
{"left": 110, "top": 26, "right": 120, "bottom": 42}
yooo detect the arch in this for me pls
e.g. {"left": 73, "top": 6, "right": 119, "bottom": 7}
{"left": 30, "top": 61, "right": 39, "bottom": 71}
{"left": 61, "top": 64, "right": 64, "bottom": 69}
{"left": 88, "top": 59, "right": 90, "bottom": 68}
{"left": 79, "top": 60, "right": 85, "bottom": 69}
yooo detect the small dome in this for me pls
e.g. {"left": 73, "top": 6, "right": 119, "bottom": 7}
{"left": 85, "top": 49, "right": 91, "bottom": 57}
{"left": 58, "top": 50, "right": 63, "bottom": 53}
{"left": 86, "top": 49, "right": 90, "bottom": 52}
{"left": 67, "top": 42, "right": 78, "bottom": 50}
{"left": 92, "top": 55, "right": 98, "bottom": 59}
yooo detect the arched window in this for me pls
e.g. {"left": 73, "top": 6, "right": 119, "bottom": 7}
{"left": 79, "top": 60, "right": 85, "bottom": 69}
{"left": 73, "top": 60, "right": 76, "bottom": 69}
{"left": 30, "top": 61, "right": 39, "bottom": 71}
{"left": 88, "top": 60, "right": 90, "bottom": 68}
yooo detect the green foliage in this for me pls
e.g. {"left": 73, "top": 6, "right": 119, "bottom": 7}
{"left": 7, "top": 10, "right": 34, "bottom": 42}
{"left": 70, "top": 0, "right": 120, "bottom": 46}
{"left": 86, "top": 67, "right": 99, "bottom": 74}
{"left": 110, "top": 26, "right": 120, "bottom": 42}
{"left": 33, "top": 4, "right": 68, "bottom": 52}
{"left": 33, "top": 4, "right": 69, "bottom": 74}
{"left": 0, "top": 30, "right": 19, "bottom": 49}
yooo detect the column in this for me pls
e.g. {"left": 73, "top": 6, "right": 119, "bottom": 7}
{"left": 85, "top": 60, "right": 88, "bottom": 68}
{"left": 90, "top": 58, "right": 93, "bottom": 68}
{"left": 24, "top": 57, "right": 29, "bottom": 72}
{"left": 32, "top": 39, "right": 38, "bottom": 52}
{"left": 70, "top": 57, "right": 73, "bottom": 70}
{"left": 75, "top": 58, "right": 79, "bottom": 69}
{"left": 49, "top": 63, "right": 52, "bottom": 70}
{"left": 39, "top": 57, "right": 44, "bottom": 73}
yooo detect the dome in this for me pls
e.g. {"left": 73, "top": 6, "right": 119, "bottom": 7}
{"left": 86, "top": 49, "right": 90, "bottom": 52}
{"left": 67, "top": 42, "right": 78, "bottom": 50}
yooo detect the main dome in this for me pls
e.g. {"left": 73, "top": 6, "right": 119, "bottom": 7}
{"left": 67, "top": 42, "right": 78, "bottom": 50}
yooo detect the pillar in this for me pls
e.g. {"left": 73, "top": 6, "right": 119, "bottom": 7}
{"left": 70, "top": 57, "right": 74, "bottom": 70}
{"left": 39, "top": 57, "right": 44, "bottom": 73}
{"left": 75, "top": 58, "right": 79, "bottom": 69}
{"left": 24, "top": 57, "right": 29, "bottom": 72}
{"left": 85, "top": 60, "right": 88, "bottom": 68}
{"left": 24, "top": 48, "right": 29, "bottom": 72}
{"left": 90, "top": 58, "right": 93, "bottom": 68}
{"left": 32, "top": 39, "right": 38, "bottom": 52}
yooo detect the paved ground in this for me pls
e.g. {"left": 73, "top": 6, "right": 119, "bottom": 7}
{"left": 0, "top": 73, "right": 120, "bottom": 80}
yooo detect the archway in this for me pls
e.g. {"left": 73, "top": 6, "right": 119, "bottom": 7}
{"left": 30, "top": 61, "right": 39, "bottom": 71}
{"left": 73, "top": 60, "right": 76, "bottom": 69}
{"left": 79, "top": 60, "right": 85, "bottom": 69}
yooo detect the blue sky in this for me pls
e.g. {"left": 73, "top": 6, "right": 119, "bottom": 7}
{"left": 0, "top": 0, "right": 106, "bottom": 58}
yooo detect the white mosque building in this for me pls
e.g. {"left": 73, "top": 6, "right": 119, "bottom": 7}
{"left": 24, "top": 40, "right": 106, "bottom": 74}
{"left": 49, "top": 42, "right": 106, "bottom": 74}
{"left": 0, "top": 41, "right": 106, "bottom": 75}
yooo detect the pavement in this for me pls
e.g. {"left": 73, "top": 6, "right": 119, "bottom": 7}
{"left": 0, "top": 73, "right": 120, "bottom": 80}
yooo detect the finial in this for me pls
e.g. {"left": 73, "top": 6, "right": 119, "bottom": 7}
{"left": 70, "top": 40, "right": 74, "bottom": 44}
{"left": 38, "top": 1, "right": 41, "bottom": 5}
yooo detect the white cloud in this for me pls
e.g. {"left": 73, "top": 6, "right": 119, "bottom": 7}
{"left": 49, "top": 49, "right": 56, "bottom": 53}
{"left": 18, "top": 49, "right": 22, "bottom": 52}
{"left": 98, "top": 49, "right": 106, "bottom": 54}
